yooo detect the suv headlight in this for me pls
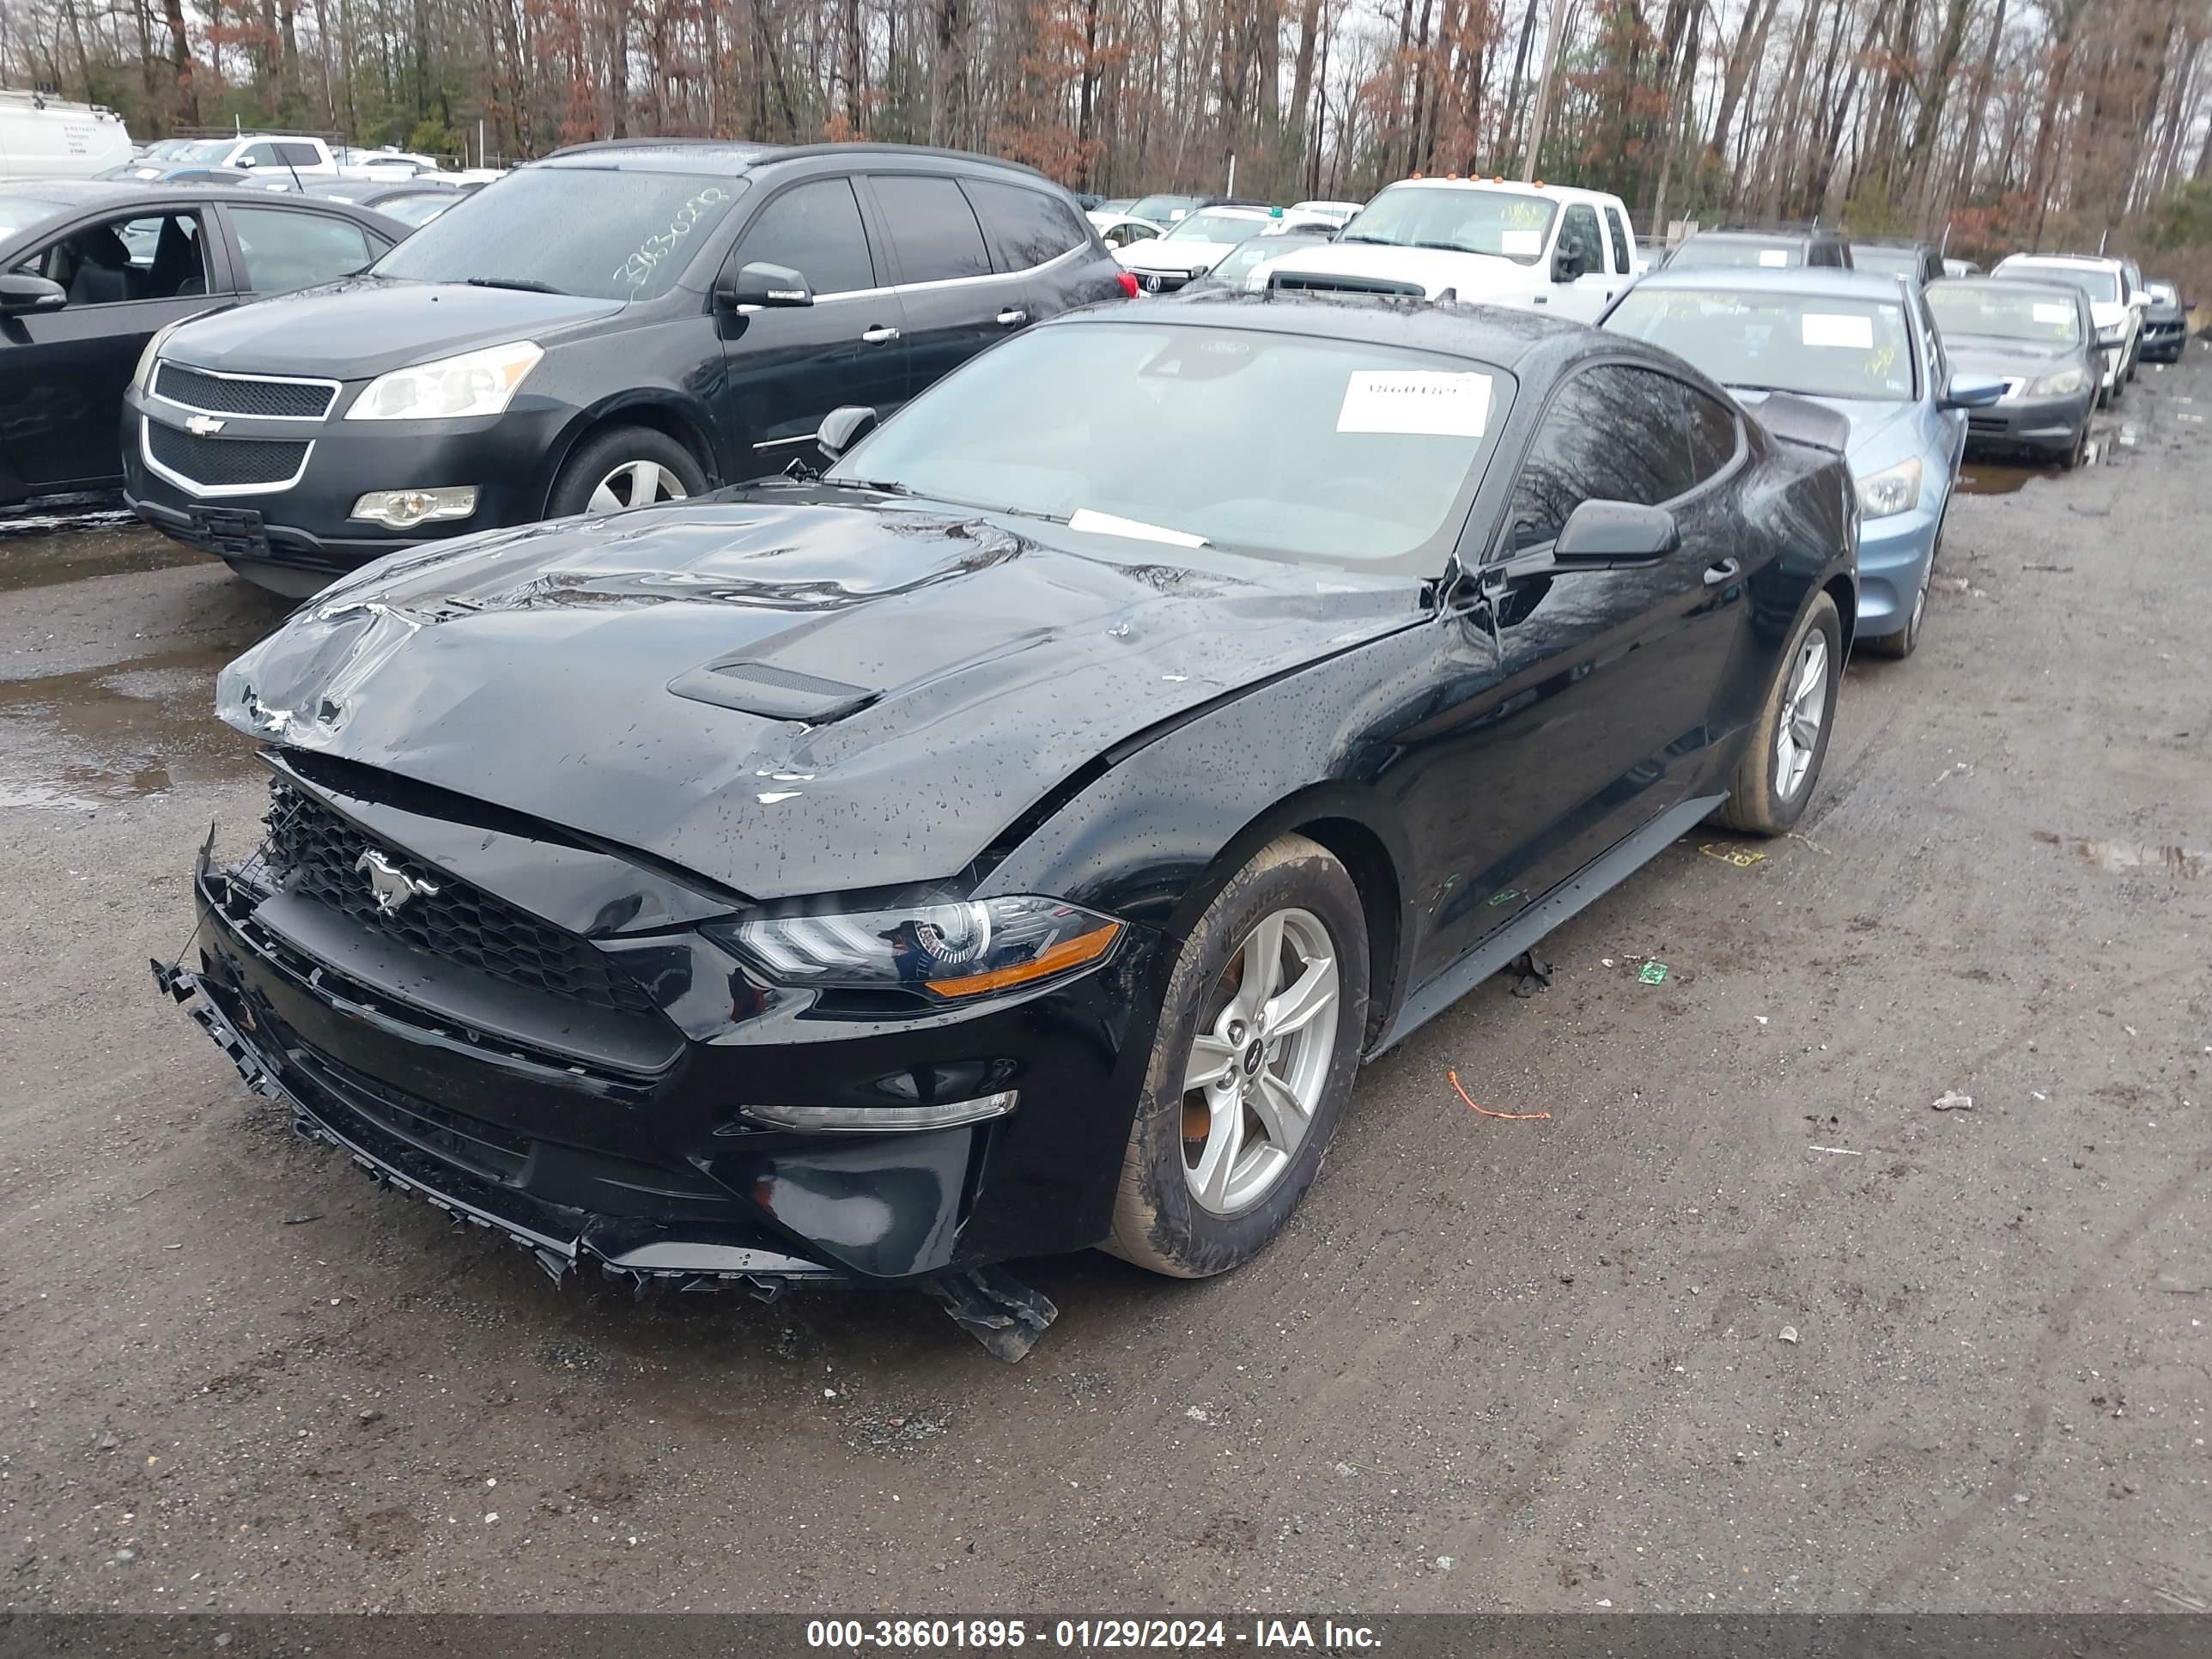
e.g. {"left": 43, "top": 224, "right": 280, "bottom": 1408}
{"left": 709, "top": 896, "right": 1121, "bottom": 1000}
{"left": 1855, "top": 457, "right": 1922, "bottom": 520}
{"left": 345, "top": 340, "right": 543, "bottom": 421}
{"left": 2028, "top": 366, "right": 2088, "bottom": 396}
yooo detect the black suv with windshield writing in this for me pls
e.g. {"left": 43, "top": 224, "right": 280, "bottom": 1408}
{"left": 120, "top": 141, "right": 1127, "bottom": 595}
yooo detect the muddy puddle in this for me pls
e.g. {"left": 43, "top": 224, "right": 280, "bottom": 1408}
{"left": 2034, "top": 830, "right": 2204, "bottom": 879}
{"left": 0, "top": 647, "right": 261, "bottom": 810}
{"left": 1957, "top": 465, "right": 2036, "bottom": 496}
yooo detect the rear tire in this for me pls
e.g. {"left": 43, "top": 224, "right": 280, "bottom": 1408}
{"left": 1104, "top": 835, "right": 1369, "bottom": 1279}
{"left": 546, "top": 425, "right": 707, "bottom": 519}
{"left": 1712, "top": 592, "right": 1842, "bottom": 836}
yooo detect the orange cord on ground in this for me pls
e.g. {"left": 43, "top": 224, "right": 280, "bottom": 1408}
{"left": 1449, "top": 1069, "right": 1551, "bottom": 1121}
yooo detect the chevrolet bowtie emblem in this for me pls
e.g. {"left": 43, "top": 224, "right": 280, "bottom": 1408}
{"left": 185, "top": 414, "right": 226, "bottom": 435}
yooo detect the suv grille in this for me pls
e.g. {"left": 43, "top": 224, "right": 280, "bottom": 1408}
{"left": 146, "top": 422, "right": 309, "bottom": 489}
{"left": 155, "top": 362, "right": 335, "bottom": 420}
{"left": 262, "top": 782, "right": 657, "bottom": 1015}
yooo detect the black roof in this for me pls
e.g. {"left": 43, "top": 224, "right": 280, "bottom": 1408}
{"left": 1072, "top": 287, "right": 1597, "bottom": 374}
{"left": 538, "top": 139, "right": 1054, "bottom": 183}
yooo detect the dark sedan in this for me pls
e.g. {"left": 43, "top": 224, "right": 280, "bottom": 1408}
{"left": 299, "top": 179, "right": 472, "bottom": 228}
{"left": 2140, "top": 277, "right": 2189, "bottom": 363}
{"left": 158, "top": 294, "right": 1856, "bottom": 1348}
{"left": 1927, "top": 277, "right": 2098, "bottom": 466}
{"left": 122, "top": 139, "right": 1128, "bottom": 595}
{"left": 0, "top": 183, "right": 405, "bottom": 507}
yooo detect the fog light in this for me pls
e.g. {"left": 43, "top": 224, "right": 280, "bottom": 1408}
{"left": 350, "top": 486, "right": 477, "bottom": 528}
{"left": 741, "top": 1091, "right": 1018, "bottom": 1134}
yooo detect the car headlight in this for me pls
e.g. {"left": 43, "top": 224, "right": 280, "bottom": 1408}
{"left": 345, "top": 340, "right": 544, "bottom": 421}
{"left": 1855, "top": 457, "right": 1922, "bottom": 520}
{"left": 711, "top": 896, "right": 1121, "bottom": 1000}
{"left": 2028, "top": 366, "right": 2088, "bottom": 396}
{"left": 131, "top": 318, "right": 189, "bottom": 395}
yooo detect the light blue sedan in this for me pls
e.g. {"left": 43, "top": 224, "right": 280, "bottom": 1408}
{"left": 1599, "top": 268, "right": 2002, "bottom": 658}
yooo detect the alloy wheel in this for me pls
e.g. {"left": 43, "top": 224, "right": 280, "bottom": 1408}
{"left": 1773, "top": 632, "right": 1830, "bottom": 799}
{"left": 587, "top": 459, "right": 689, "bottom": 513}
{"left": 1181, "top": 907, "right": 1341, "bottom": 1216}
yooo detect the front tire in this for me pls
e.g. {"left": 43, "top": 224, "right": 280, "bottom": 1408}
{"left": 1712, "top": 592, "right": 1842, "bottom": 836}
{"left": 1105, "top": 834, "right": 1369, "bottom": 1279}
{"left": 546, "top": 425, "right": 707, "bottom": 519}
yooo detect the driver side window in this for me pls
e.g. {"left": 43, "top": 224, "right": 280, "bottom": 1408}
{"left": 1557, "top": 204, "right": 1605, "bottom": 276}
{"left": 12, "top": 212, "right": 209, "bottom": 306}
{"left": 1502, "top": 365, "right": 1700, "bottom": 552}
{"left": 733, "top": 178, "right": 878, "bottom": 297}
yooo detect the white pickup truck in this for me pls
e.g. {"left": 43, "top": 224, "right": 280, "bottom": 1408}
{"left": 1247, "top": 177, "right": 1645, "bottom": 323}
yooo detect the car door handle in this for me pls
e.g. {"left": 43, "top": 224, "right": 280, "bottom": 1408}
{"left": 995, "top": 308, "right": 1029, "bottom": 326}
{"left": 860, "top": 325, "right": 902, "bottom": 343}
{"left": 1703, "top": 557, "right": 1742, "bottom": 586}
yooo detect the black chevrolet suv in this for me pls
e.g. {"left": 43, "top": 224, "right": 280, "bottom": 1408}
{"left": 122, "top": 141, "right": 1130, "bottom": 593}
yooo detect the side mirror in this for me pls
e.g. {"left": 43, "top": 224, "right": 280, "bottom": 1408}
{"left": 1942, "top": 371, "right": 2007, "bottom": 410}
{"left": 0, "top": 272, "right": 66, "bottom": 315}
{"left": 2128, "top": 291, "right": 2151, "bottom": 310}
{"left": 719, "top": 261, "right": 812, "bottom": 309}
{"left": 1554, "top": 500, "right": 1679, "bottom": 564}
{"left": 235, "top": 154, "right": 257, "bottom": 167}
{"left": 1552, "top": 249, "right": 1585, "bottom": 283}
{"left": 817, "top": 404, "right": 879, "bottom": 460}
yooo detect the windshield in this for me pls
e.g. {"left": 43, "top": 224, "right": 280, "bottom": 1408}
{"left": 1130, "top": 194, "right": 1204, "bottom": 223}
{"left": 1669, "top": 234, "right": 1804, "bottom": 270}
{"left": 1928, "top": 283, "right": 2081, "bottom": 345}
{"left": 1850, "top": 245, "right": 1919, "bottom": 277}
{"left": 1338, "top": 185, "right": 1555, "bottom": 263}
{"left": 1163, "top": 210, "right": 1266, "bottom": 244}
{"left": 1204, "top": 234, "right": 1332, "bottom": 285}
{"left": 173, "top": 139, "right": 233, "bottom": 164}
{"left": 2005, "top": 262, "right": 2119, "bottom": 306}
{"left": 372, "top": 167, "right": 746, "bottom": 301}
{"left": 826, "top": 321, "right": 1507, "bottom": 572}
{"left": 1606, "top": 286, "right": 1917, "bottom": 403}
{"left": 380, "top": 193, "right": 459, "bottom": 228}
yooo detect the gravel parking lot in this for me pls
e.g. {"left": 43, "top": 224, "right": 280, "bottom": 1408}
{"left": 3, "top": 355, "right": 2208, "bottom": 1616}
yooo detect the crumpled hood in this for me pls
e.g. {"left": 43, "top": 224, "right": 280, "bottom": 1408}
{"left": 216, "top": 489, "right": 1422, "bottom": 900}
{"left": 163, "top": 279, "right": 626, "bottom": 380}
{"left": 1249, "top": 242, "right": 1543, "bottom": 302}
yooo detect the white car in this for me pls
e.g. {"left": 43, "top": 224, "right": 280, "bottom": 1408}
{"left": 1991, "top": 252, "right": 2143, "bottom": 402}
{"left": 335, "top": 146, "right": 448, "bottom": 179}
{"left": 161, "top": 132, "right": 341, "bottom": 179}
{"left": 1090, "top": 212, "right": 1164, "bottom": 251}
{"left": 1252, "top": 178, "right": 1642, "bottom": 323}
{"left": 1288, "top": 199, "right": 1364, "bottom": 227}
{"left": 1115, "top": 204, "right": 1279, "bottom": 294}
{"left": 0, "top": 88, "right": 133, "bottom": 180}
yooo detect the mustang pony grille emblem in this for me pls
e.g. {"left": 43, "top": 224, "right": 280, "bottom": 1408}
{"left": 356, "top": 848, "right": 440, "bottom": 915}
{"left": 184, "top": 414, "right": 227, "bottom": 435}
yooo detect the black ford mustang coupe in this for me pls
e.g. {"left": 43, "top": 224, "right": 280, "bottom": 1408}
{"left": 161, "top": 293, "right": 1856, "bottom": 1334}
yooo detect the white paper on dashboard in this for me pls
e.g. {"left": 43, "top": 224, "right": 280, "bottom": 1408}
{"left": 1757, "top": 249, "right": 1790, "bottom": 267}
{"left": 1801, "top": 313, "right": 1875, "bottom": 349}
{"left": 1337, "top": 370, "right": 1493, "bottom": 438}
{"left": 1501, "top": 229, "right": 1543, "bottom": 256}
{"left": 1066, "top": 508, "right": 1208, "bottom": 547}
{"left": 2032, "top": 302, "right": 2072, "bottom": 324}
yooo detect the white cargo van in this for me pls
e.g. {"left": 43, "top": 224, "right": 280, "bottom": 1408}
{"left": 0, "top": 89, "right": 134, "bottom": 180}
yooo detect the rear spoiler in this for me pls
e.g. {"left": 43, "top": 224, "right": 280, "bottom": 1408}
{"left": 1751, "top": 392, "right": 1850, "bottom": 453}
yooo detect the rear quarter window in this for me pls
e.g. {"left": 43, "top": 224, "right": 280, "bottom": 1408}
{"left": 963, "top": 178, "right": 1091, "bottom": 270}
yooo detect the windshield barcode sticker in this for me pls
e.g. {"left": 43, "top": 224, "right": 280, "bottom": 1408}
{"left": 1337, "top": 371, "right": 1493, "bottom": 438}
{"left": 1801, "top": 313, "right": 1875, "bottom": 349}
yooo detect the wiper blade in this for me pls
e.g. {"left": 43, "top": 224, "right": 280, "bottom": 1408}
{"left": 842, "top": 478, "right": 914, "bottom": 496}
{"left": 464, "top": 276, "right": 564, "bottom": 295}
{"left": 1336, "top": 233, "right": 1393, "bottom": 245}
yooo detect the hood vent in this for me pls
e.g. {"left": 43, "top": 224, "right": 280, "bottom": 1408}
{"left": 667, "top": 657, "right": 879, "bottom": 723}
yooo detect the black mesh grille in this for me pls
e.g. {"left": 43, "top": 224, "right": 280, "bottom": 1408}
{"left": 146, "top": 422, "right": 308, "bottom": 488}
{"left": 155, "top": 362, "right": 334, "bottom": 419}
{"left": 261, "top": 782, "right": 656, "bottom": 1015}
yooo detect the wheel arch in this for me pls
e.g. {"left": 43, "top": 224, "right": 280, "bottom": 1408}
{"left": 538, "top": 394, "right": 724, "bottom": 515}
{"left": 1824, "top": 571, "right": 1857, "bottom": 655}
